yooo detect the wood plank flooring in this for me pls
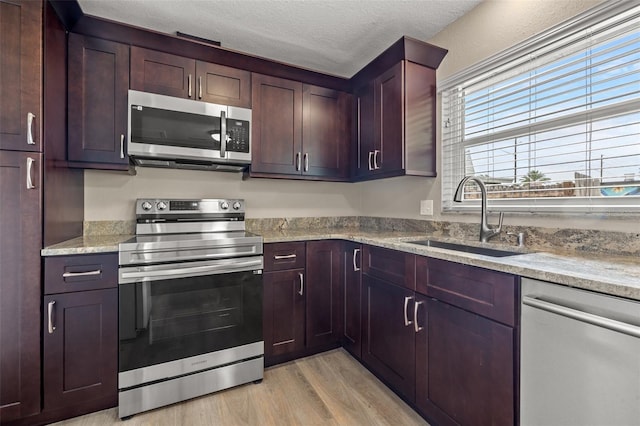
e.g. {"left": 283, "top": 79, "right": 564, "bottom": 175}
{"left": 52, "top": 349, "right": 428, "bottom": 426}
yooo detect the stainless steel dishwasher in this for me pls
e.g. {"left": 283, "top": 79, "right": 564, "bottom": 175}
{"left": 521, "top": 278, "right": 640, "bottom": 426}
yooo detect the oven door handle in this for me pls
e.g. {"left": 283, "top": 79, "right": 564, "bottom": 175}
{"left": 119, "top": 258, "right": 263, "bottom": 283}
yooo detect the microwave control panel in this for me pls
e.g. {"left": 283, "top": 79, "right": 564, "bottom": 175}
{"left": 226, "top": 119, "right": 250, "bottom": 153}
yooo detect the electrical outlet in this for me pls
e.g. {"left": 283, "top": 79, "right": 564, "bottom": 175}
{"left": 420, "top": 199, "right": 433, "bottom": 216}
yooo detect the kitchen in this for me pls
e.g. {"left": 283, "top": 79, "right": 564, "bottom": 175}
{"left": 1, "top": 0, "right": 639, "bottom": 425}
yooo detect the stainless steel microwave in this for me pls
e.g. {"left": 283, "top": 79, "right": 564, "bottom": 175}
{"left": 127, "top": 90, "right": 252, "bottom": 172}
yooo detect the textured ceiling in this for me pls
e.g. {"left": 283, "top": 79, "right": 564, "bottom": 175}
{"left": 77, "top": 0, "right": 482, "bottom": 78}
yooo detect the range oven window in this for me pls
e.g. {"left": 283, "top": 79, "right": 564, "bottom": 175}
{"left": 119, "top": 269, "right": 262, "bottom": 373}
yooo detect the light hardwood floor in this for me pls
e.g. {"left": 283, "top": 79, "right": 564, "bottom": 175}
{"left": 52, "top": 349, "right": 428, "bottom": 426}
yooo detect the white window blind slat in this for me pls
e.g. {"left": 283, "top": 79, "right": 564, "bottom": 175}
{"left": 441, "top": 1, "right": 640, "bottom": 213}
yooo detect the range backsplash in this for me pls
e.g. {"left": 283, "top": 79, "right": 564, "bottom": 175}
{"left": 83, "top": 216, "right": 640, "bottom": 257}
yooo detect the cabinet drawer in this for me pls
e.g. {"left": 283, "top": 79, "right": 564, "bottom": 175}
{"left": 264, "top": 242, "right": 306, "bottom": 271}
{"left": 362, "top": 245, "right": 415, "bottom": 290}
{"left": 44, "top": 254, "right": 118, "bottom": 295}
{"left": 426, "top": 258, "right": 517, "bottom": 326}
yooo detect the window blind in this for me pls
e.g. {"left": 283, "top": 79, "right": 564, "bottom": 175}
{"left": 441, "top": 1, "right": 640, "bottom": 213}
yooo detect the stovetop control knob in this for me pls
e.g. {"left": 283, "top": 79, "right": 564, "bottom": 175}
{"left": 141, "top": 201, "right": 152, "bottom": 211}
{"left": 157, "top": 201, "right": 167, "bottom": 210}
{"left": 233, "top": 201, "right": 241, "bottom": 210}
{"left": 220, "top": 201, "right": 230, "bottom": 210}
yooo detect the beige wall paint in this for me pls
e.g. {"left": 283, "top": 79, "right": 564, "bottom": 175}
{"left": 84, "top": 0, "right": 638, "bottom": 232}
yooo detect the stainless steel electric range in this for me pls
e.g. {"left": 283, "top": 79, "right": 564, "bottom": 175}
{"left": 117, "top": 199, "right": 263, "bottom": 419}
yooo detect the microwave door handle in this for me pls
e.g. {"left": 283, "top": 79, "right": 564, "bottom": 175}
{"left": 220, "top": 110, "right": 227, "bottom": 158}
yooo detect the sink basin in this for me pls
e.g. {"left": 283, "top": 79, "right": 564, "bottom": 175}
{"left": 409, "top": 239, "right": 524, "bottom": 257}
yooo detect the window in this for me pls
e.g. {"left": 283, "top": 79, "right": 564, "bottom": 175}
{"left": 440, "top": 1, "right": 640, "bottom": 213}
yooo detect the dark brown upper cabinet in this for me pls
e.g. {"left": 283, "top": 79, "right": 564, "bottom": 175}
{"left": 130, "top": 47, "right": 251, "bottom": 108}
{"left": 351, "top": 37, "right": 446, "bottom": 181}
{"left": 67, "top": 34, "right": 130, "bottom": 168}
{"left": 0, "top": 0, "right": 42, "bottom": 152}
{"left": 250, "top": 73, "right": 350, "bottom": 181}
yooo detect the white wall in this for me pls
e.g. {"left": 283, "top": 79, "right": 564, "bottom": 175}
{"left": 85, "top": 0, "right": 638, "bottom": 232}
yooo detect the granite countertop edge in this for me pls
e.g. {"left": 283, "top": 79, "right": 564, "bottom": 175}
{"left": 41, "top": 229, "right": 640, "bottom": 301}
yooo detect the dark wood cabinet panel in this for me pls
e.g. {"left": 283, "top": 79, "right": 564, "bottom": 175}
{"left": 302, "top": 85, "right": 350, "bottom": 179}
{"left": 196, "top": 61, "right": 251, "bottom": 107}
{"left": 305, "top": 240, "right": 342, "bottom": 349}
{"left": 44, "top": 253, "right": 118, "bottom": 295}
{"left": 353, "top": 82, "right": 375, "bottom": 178}
{"left": 43, "top": 289, "right": 118, "bottom": 411}
{"left": 264, "top": 241, "right": 306, "bottom": 272}
{"left": 68, "top": 34, "right": 129, "bottom": 166}
{"left": 0, "top": 151, "right": 41, "bottom": 421}
{"left": 376, "top": 61, "right": 404, "bottom": 173}
{"left": 342, "top": 242, "right": 362, "bottom": 358}
{"left": 362, "top": 245, "right": 415, "bottom": 290}
{"left": 405, "top": 62, "right": 436, "bottom": 177}
{"left": 0, "top": 0, "right": 42, "bottom": 152}
{"left": 416, "top": 298, "right": 514, "bottom": 426}
{"left": 130, "top": 46, "right": 195, "bottom": 99}
{"left": 361, "top": 274, "right": 416, "bottom": 402}
{"left": 263, "top": 269, "right": 305, "bottom": 358}
{"left": 250, "top": 73, "right": 303, "bottom": 175}
{"left": 427, "top": 258, "right": 517, "bottom": 326}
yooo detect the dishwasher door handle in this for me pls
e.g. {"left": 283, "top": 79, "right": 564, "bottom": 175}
{"left": 523, "top": 295, "right": 640, "bottom": 339}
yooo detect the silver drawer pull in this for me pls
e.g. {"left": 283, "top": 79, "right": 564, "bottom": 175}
{"left": 274, "top": 254, "right": 297, "bottom": 260}
{"left": 404, "top": 296, "right": 414, "bottom": 326}
{"left": 414, "top": 301, "right": 424, "bottom": 333}
{"left": 298, "top": 272, "right": 304, "bottom": 296}
{"left": 26, "top": 157, "right": 35, "bottom": 189}
{"left": 27, "top": 112, "right": 36, "bottom": 144}
{"left": 48, "top": 301, "right": 56, "bottom": 334}
{"left": 62, "top": 270, "right": 102, "bottom": 278}
{"left": 353, "top": 248, "right": 360, "bottom": 272}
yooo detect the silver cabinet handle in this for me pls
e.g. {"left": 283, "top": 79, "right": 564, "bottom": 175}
{"left": 26, "top": 157, "right": 35, "bottom": 189}
{"left": 374, "top": 150, "right": 381, "bottom": 169}
{"left": 296, "top": 152, "right": 301, "bottom": 171}
{"left": 120, "top": 134, "right": 125, "bottom": 159}
{"left": 404, "top": 296, "right": 414, "bottom": 326}
{"left": 220, "top": 110, "right": 227, "bottom": 157}
{"left": 274, "top": 254, "right": 296, "bottom": 260}
{"left": 188, "top": 74, "right": 192, "bottom": 97}
{"left": 368, "top": 151, "right": 374, "bottom": 171}
{"left": 27, "top": 112, "right": 36, "bottom": 144}
{"left": 304, "top": 153, "right": 309, "bottom": 172}
{"left": 523, "top": 296, "right": 640, "bottom": 339}
{"left": 199, "top": 76, "right": 203, "bottom": 99}
{"left": 414, "top": 301, "right": 424, "bottom": 332}
{"left": 62, "top": 270, "right": 102, "bottom": 278}
{"left": 298, "top": 272, "right": 304, "bottom": 296}
{"left": 352, "top": 248, "right": 360, "bottom": 272}
{"left": 48, "top": 301, "right": 56, "bottom": 334}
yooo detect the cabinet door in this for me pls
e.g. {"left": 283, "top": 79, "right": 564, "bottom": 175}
{"left": 0, "top": 151, "right": 41, "bottom": 421}
{"left": 343, "top": 242, "right": 362, "bottom": 358}
{"left": 263, "top": 269, "right": 305, "bottom": 359}
{"left": 362, "top": 274, "right": 415, "bottom": 402}
{"left": 416, "top": 298, "right": 514, "bottom": 426}
{"left": 43, "top": 289, "right": 118, "bottom": 411}
{"left": 375, "top": 61, "right": 404, "bottom": 174}
{"left": 195, "top": 61, "right": 251, "bottom": 107}
{"left": 130, "top": 47, "right": 196, "bottom": 99}
{"left": 250, "top": 73, "right": 303, "bottom": 175}
{"left": 305, "top": 240, "right": 342, "bottom": 349}
{"left": 68, "top": 34, "right": 129, "bottom": 166}
{"left": 0, "top": 0, "right": 42, "bottom": 152}
{"left": 353, "top": 82, "right": 375, "bottom": 178}
{"left": 302, "top": 85, "right": 350, "bottom": 179}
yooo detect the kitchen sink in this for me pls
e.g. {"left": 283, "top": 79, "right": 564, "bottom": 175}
{"left": 408, "top": 239, "right": 524, "bottom": 257}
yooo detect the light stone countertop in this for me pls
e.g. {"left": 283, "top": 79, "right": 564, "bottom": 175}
{"left": 41, "top": 228, "right": 640, "bottom": 301}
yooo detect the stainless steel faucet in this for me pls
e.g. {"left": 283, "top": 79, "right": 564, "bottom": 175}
{"left": 453, "top": 176, "right": 503, "bottom": 243}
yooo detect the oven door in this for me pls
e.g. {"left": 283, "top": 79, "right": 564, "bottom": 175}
{"left": 118, "top": 256, "right": 263, "bottom": 388}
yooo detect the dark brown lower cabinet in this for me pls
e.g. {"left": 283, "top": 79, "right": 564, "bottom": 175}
{"left": 415, "top": 297, "right": 514, "bottom": 426}
{"left": 43, "top": 289, "right": 118, "bottom": 411}
{"left": 263, "top": 268, "right": 306, "bottom": 358}
{"left": 342, "top": 242, "right": 362, "bottom": 358}
{"left": 361, "top": 274, "right": 416, "bottom": 402}
{"left": 0, "top": 151, "right": 42, "bottom": 422}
